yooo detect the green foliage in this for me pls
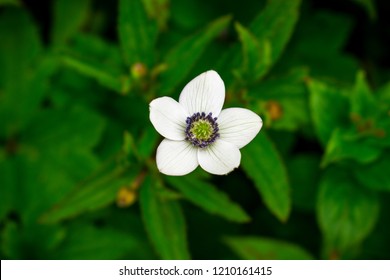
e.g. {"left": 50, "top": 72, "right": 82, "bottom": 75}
{"left": 317, "top": 169, "right": 380, "bottom": 258}
{"left": 353, "top": 152, "right": 390, "bottom": 191}
{"left": 51, "top": 225, "right": 140, "bottom": 259}
{"left": 225, "top": 236, "right": 313, "bottom": 260}
{"left": 249, "top": 68, "right": 310, "bottom": 130}
{"left": 249, "top": 0, "right": 301, "bottom": 65}
{"left": 234, "top": 22, "right": 271, "bottom": 82}
{"left": 307, "top": 79, "right": 350, "bottom": 146}
{"left": 167, "top": 176, "right": 250, "bottom": 223}
{"left": 61, "top": 56, "right": 127, "bottom": 93}
{"left": 0, "top": 8, "right": 45, "bottom": 137}
{"left": 51, "top": 0, "right": 91, "bottom": 45}
{"left": 118, "top": 0, "right": 158, "bottom": 67}
{"left": 241, "top": 133, "right": 291, "bottom": 222}
{"left": 159, "top": 15, "right": 232, "bottom": 95}
{"left": 140, "top": 176, "right": 190, "bottom": 259}
{"left": 0, "top": 0, "right": 388, "bottom": 260}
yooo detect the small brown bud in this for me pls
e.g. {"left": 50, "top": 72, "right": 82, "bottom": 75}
{"left": 116, "top": 187, "right": 137, "bottom": 208}
{"left": 266, "top": 100, "right": 283, "bottom": 120}
{"left": 131, "top": 63, "right": 147, "bottom": 79}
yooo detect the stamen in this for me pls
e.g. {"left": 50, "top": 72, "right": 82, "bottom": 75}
{"left": 185, "top": 112, "right": 219, "bottom": 148}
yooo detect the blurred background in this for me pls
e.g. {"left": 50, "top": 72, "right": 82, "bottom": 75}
{"left": 0, "top": 0, "right": 389, "bottom": 260}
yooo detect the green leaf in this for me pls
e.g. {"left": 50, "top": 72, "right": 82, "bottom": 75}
{"left": 61, "top": 56, "right": 128, "bottom": 94}
{"left": 51, "top": 0, "right": 91, "bottom": 45}
{"left": 40, "top": 163, "right": 140, "bottom": 223}
{"left": 241, "top": 133, "right": 291, "bottom": 222}
{"left": 250, "top": 0, "right": 301, "bottom": 64}
{"left": 23, "top": 106, "right": 105, "bottom": 151}
{"left": 235, "top": 22, "right": 271, "bottom": 82}
{"left": 216, "top": 0, "right": 301, "bottom": 81}
{"left": 225, "top": 236, "right": 313, "bottom": 260}
{"left": 118, "top": 0, "right": 158, "bottom": 67}
{"left": 137, "top": 126, "right": 161, "bottom": 159}
{"left": 159, "top": 15, "right": 231, "bottom": 95}
{"left": 12, "top": 106, "right": 108, "bottom": 222}
{"left": 166, "top": 176, "right": 250, "bottom": 223}
{"left": 350, "top": 71, "right": 377, "bottom": 118}
{"left": 377, "top": 81, "right": 390, "bottom": 104}
{"left": 322, "top": 128, "right": 381, "bottom": 167}
{"left": 307, "top": 78, "right": 350, "bottom": 146}
{"left": 317, "top": 168, "right": 380, "bottom": 258}
{"left": 0, "top": 7, "right": 45, "bottom": 137}
{"left": 71, "top": 33, "right": 124, "bottom": 67}
{"left": 249, "top": 68, "right": 310, "bottom": 131}
{"left": 52, "top": 225, "right": 139, "bottom": 259}
{"left": 0, "top": 7, "right": 42, "bottom": 85}
{"left": 353, "top": 152, "right": 390, "bottom": 192}
{"left": 0, "top": 151, "right": 99, "bottom": 224}
{"left": 140, "top": 176, "right": 190, "bottom": 259}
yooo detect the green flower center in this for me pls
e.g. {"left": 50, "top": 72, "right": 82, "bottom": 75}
{"left": 190, "top": 120, "right": 213, "bottom": 141}
{"left": 185, "top": 112, "right": 219, "bottom": 148}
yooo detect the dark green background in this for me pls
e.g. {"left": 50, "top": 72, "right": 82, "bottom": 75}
{"left": 1, "top": 0, "right": 389, "bottom": 260}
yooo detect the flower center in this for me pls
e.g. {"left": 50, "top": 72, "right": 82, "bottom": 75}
{"left": 190, "top": 120, "right": 213, "bottom": 140}
{"left": 185, "top": 112, "right": 219, "bottom": 148}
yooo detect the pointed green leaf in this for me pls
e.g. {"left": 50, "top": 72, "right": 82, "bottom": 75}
{"left": 322, "top": 128, "right": 381, "bottom": 167}
{"left": 250, "top": 0, "right": 301, "bottom": 64}
{"left": 235, "top": 22, "right": 271, "bottom": 82}
{"left": 317, "top": 168, "right": 380, "bottom": 257}
{"left": 167, "top": 176, "right": 250, "bottom": 223}
{"left": 118, "top": 0, "right": 158, "bottom": 67}
{"left": 225, "top": 236, "right": 313, "bottom": 260}
{"left": 307, "top": 78, "right": 350, "bottom": 146}
{"left": 350, "top": 71, "right": 377, "bottom": 118}
{"left": 0, "top": 8, "right": 45, "bottom": 137}
{"left": 159, "top": 15, "right": 231, "bottom": 95}
{"left": 241, "top": 133, "right": 291, "bottom": 222}
{"left": 217, "top": 0, "right": 301, "bottom": 81}
{"left": 61, "top": 56, "right": 127, "bottom": 93}
{"left": 140, "top": 176, "right": 190, "bottom": 259}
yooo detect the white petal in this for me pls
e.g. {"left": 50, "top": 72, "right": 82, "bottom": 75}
{"left": 179, "top": 70, "right": 225, "bottom": 117}
{"left": 218, "top": 108, "right": 263, "bottom": 149}
{"left": 149, "top": 97, "right": 188, "bottom": 140}
{"left": 156, "top": 139, "right": 198, "bottom": 176}
{"left": 198, "top": 140, "right": 241, "bottom": 175}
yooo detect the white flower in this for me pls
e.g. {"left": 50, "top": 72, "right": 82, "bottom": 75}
{"left": 149, "top": 70, "right": 263, "bottom": 176}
